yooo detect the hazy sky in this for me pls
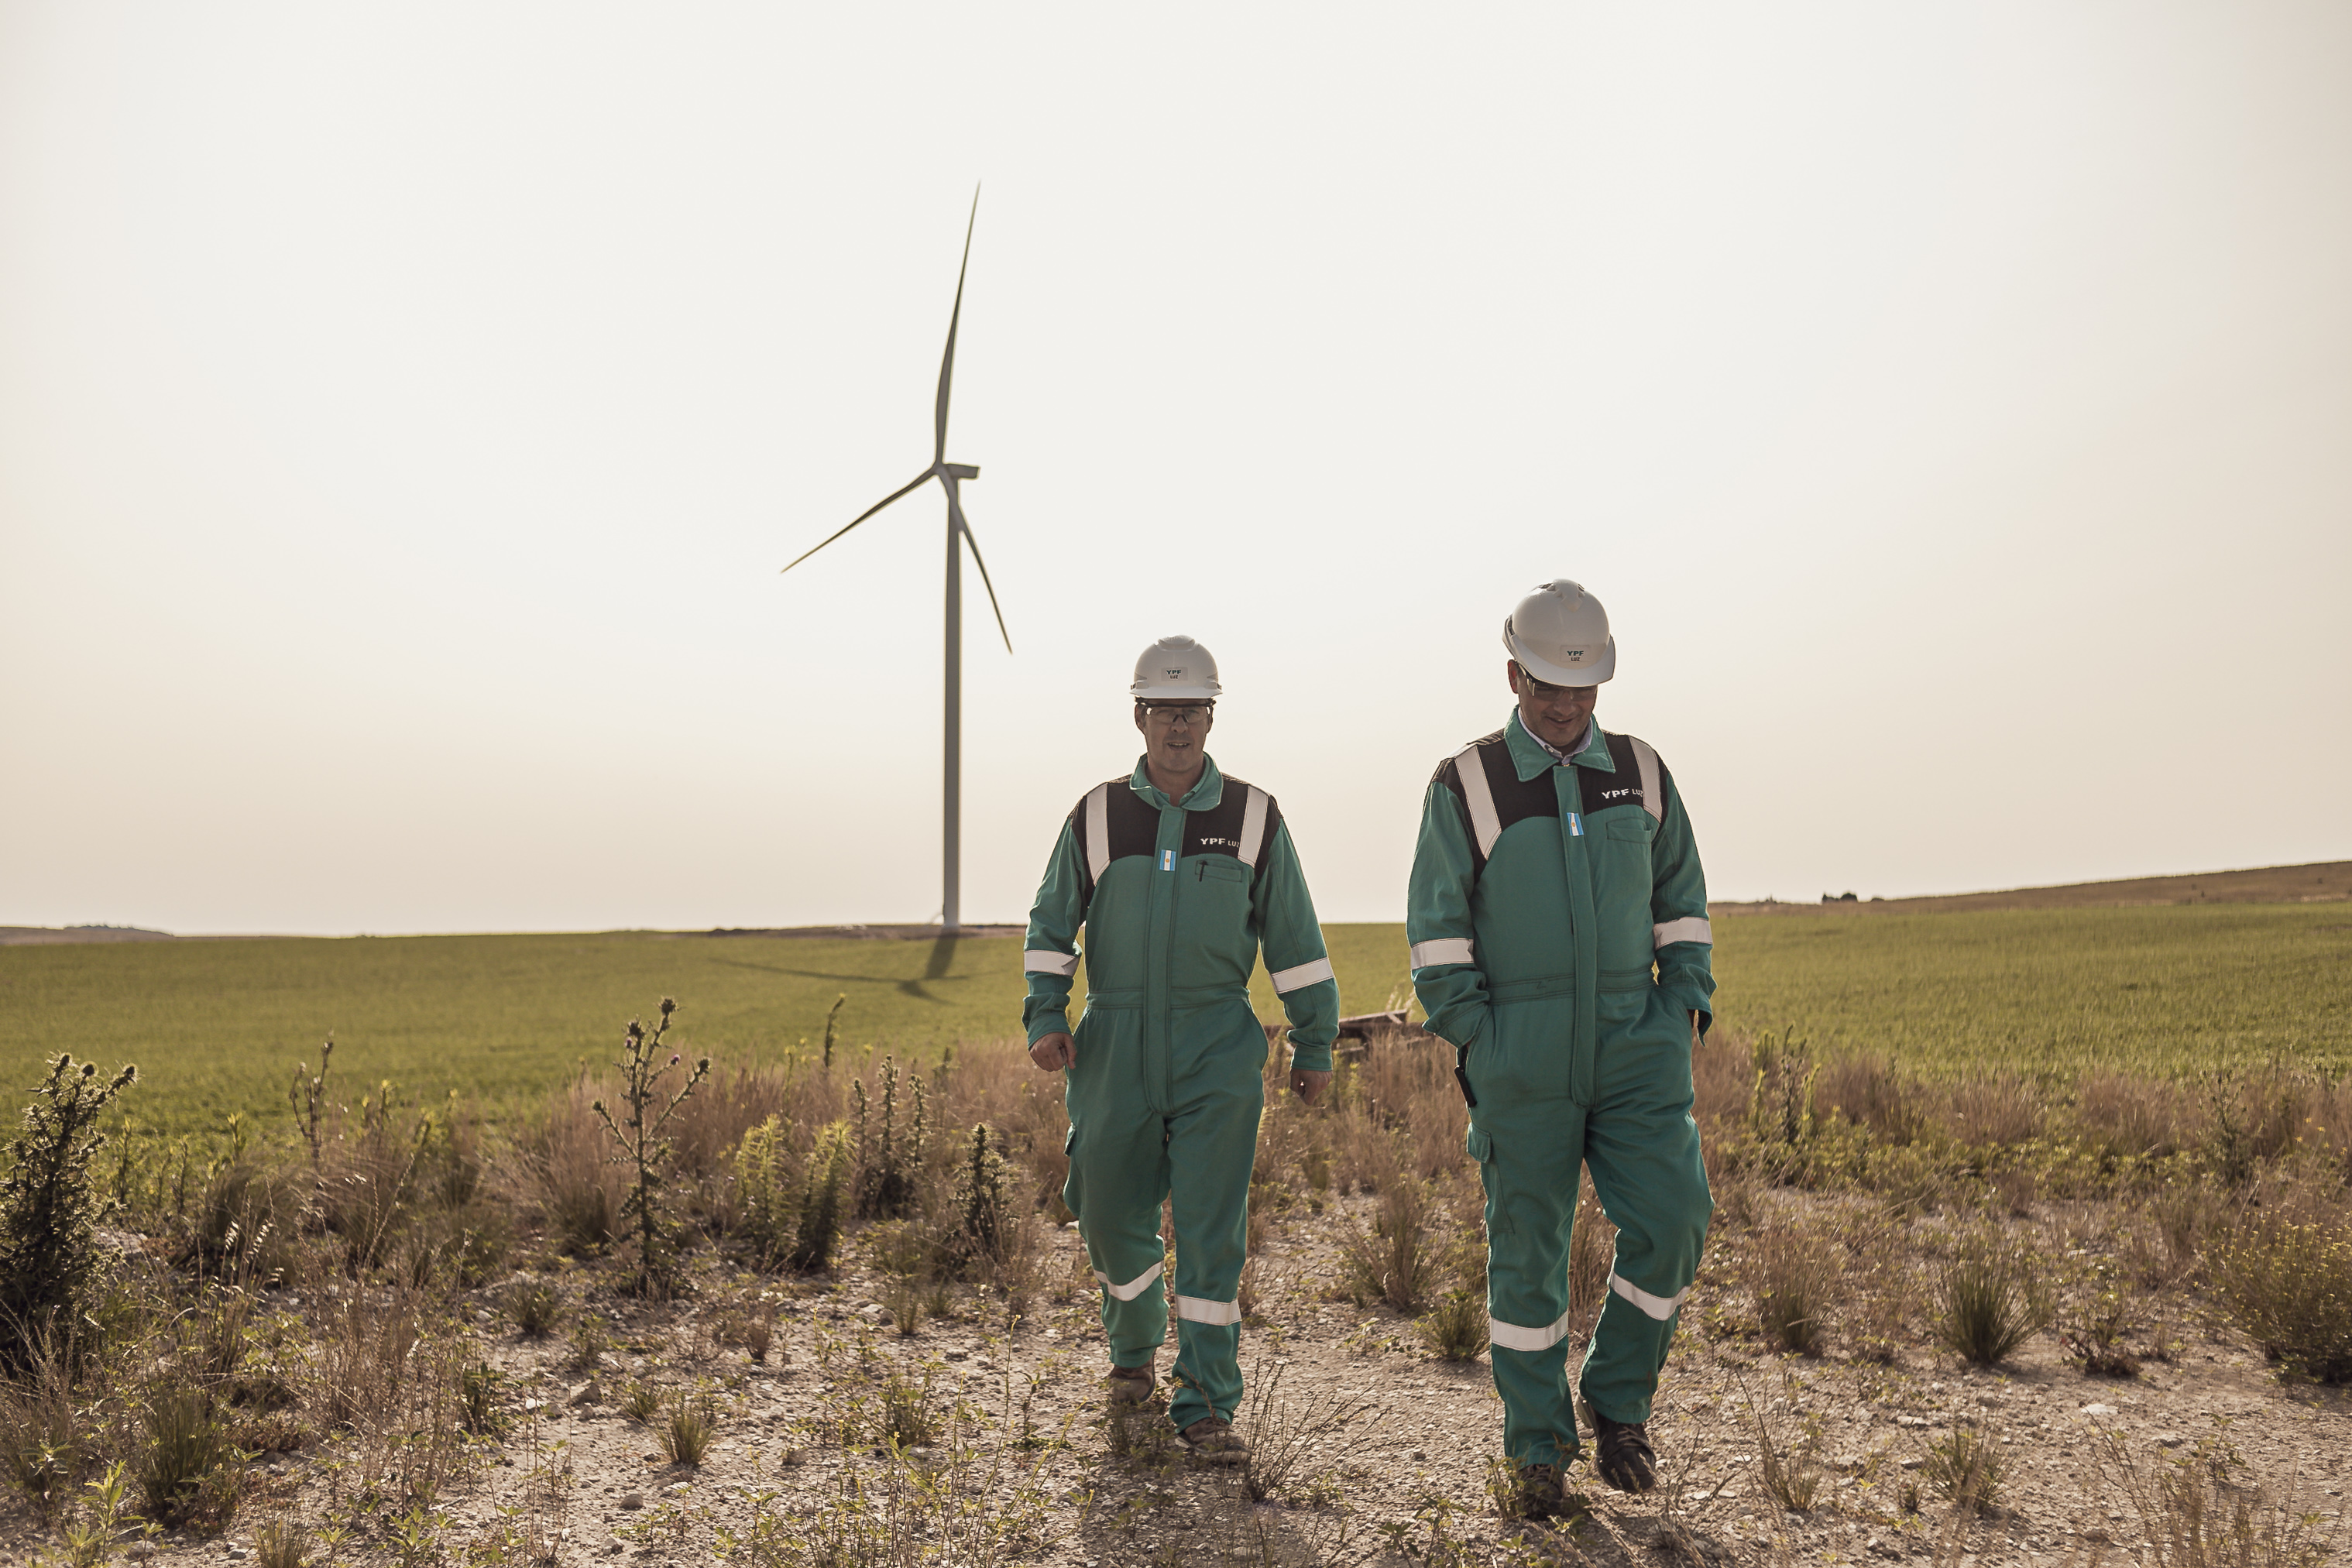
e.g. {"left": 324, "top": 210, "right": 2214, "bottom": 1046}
{"left": 4, "top": 2, "right": 2347, "bottom": 934}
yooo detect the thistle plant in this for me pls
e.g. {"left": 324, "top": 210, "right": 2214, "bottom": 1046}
{"left": 0, "top": 1055, "right": 139, "bottom": 1369}
{"left": 590, "top": 1000, "right": 710, "bottom": 1296}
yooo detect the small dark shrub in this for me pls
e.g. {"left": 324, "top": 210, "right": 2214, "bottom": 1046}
{"left": 254, "top": 1517, "right": 311, "bottom": 1568}
{"left": 506, "top": 1280, "right": 564, "bottom": 1336}
{"left": 1755, "top": 1227, "right": 1835, "bottom": 1357}
{"left": 1335, "top": 1177, "right": 1443, "bottom": 1313}
{"left": 0, "top": 1056, "right": 138, "bottom": 1367}
{"left": 788, "top": 1123, "right": 852, "bottom": 1274}
{"left": 460, "top": 1361, "right": 505, "bottom": 1436}
{"left": 621, "top": 1384, "right": 661, "bottom": 1424}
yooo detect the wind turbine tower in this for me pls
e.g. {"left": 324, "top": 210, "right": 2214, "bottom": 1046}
{"left": 782, "top": 191, "right": 1010, "bottom": 933}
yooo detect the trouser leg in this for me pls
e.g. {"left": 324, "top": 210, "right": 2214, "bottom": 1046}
{"left": 1472, "top": 1096, "right": 1588, "bottom": 1468}
{"left": 1162, "top": 1070, "right": 1262, "bottom": 1431}
{"left": 1578, "top": 1089, "right": 1711, "bottom": 1425}
{"left": 1063, "top": 1067, "right": 1171, "bottom": 1371}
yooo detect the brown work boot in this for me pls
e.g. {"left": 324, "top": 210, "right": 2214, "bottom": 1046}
{"left": 1106, "top": 1361, "right": 1155, "bottom": 1405}
{"left": 1592, "top": 1412, "right": 1657, "bottom": 1494}
{"left": 1179, "top": 1415, "right": 1250, "bottom": 1464}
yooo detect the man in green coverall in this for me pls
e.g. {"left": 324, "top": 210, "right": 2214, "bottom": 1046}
{"left": 1024, "top": 634, "right": 1341, "bottom": 1461}
{"left": 1407, "top": 581, "right": 1715, "bottom": 1514}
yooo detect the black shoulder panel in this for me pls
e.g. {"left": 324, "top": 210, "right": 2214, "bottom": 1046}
{"left": 1577, "top": 732, "right": 1657, "bottom": 818}
{"left": 1076, "top": 777, "right": 1160, "bottom": 908}
{"left": 1433, "top": 729, "right": 1507, "bottom": 798}
{"left": 1180, "top": 782, "right": 1249, "bottom": 861}
{"left": 1478, "top": 738, "right": 1561, "bottom": 842}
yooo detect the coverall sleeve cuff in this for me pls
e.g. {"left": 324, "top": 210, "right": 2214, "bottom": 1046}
{"left": 1286, "top": 1040, "right": 1334, "bottom": 1074}
{"left": 1025, "top": 1012, "right": 1070, "bottom": 1045}
{"left": 1424, "top": 1005, "right": 1488, "bottom": 1052}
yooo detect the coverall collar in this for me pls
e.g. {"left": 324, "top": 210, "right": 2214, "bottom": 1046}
{"left": 1504, "top": 710, "right": 1614, "bottom": 782}
{"left": 1128, "top": 753, "right": 1225, "bottom": 811}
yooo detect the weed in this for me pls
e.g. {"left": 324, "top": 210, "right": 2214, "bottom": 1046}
{"left": 1414, "top": 1289, "right": 1489, "bottom": 1361}
{"left": 0, "top": 1335, "right": 82, "bottom": 1514}
{"left": 505, "top": 1279, "right": 564, "bottom": 1336}
{"left": 1754, "top": 1225, "right": 1835, "bottom": 1357}
{"left": 134, "top": 1385, "right": 242, "bottom": 1532}
{"left": 1931, "top": 1230, "right": 2053, "bottom": 1367}
{"left": 564, "top": 1311, "right": 610, "bottom": 1372}
{"left": 2208, "top": 1212, "right": 2352, "bottom": 1382}
{"left": 1923, "top": 1417, "right": 2003, "bottom": 1515}
{"left": 1739, "top": 1377, "right": 1824, "bottom": 1513}
{"left": 621, "top": 1384, "right": 661, "bottom": 1424}
{"left": 2061, "top": 1274, "right": 2146, "bottom": 1378}
{"left": 851, "top": 1057, "right": 929, "bottom": 1223}
{"left": 589, "top": 997, "right": 712, "bottom": 1296}
{"left": 2093, "top": 1429, "right": 2340, "bottom": 1567}
{"left": 1335, "top": 1173, "right": 1444, "bottom": 1312}
{"left": 56, "top": 1461, "right": 146, "bottom": 1568}
{"left": 254, "top": 1517, "right": 312, "bottom": 1568}
{"left": 1237, "top": 1355, "right": 1376, "bottom": 1507}
{"left": 459, "top": 1360, "right": 505, "bottom": 1436}
{"left": 875, "top": 1365, "right": 939, "bottom": 1450}
{"left": 0, "top": 1055, "right": 139, "bottom": 1367}
{"left": 659, "top": 1395, "right": 718, "bottom": 1466}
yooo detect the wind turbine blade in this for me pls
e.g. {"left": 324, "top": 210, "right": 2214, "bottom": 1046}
{"left": 947, "top": 484, "right": 1012, "bottom": 654}
{"left": 933, "top": 185, "right": 979, "bottom": 466}
{"left": 781, "top": 470, "right": 935, "bottom": 573}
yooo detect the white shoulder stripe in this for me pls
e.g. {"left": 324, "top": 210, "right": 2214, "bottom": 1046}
{"left": 1024, "top": 949, "right": 1080, "bottom": 976}
{"left": 1237, "top": 786, "right": 1269, "bottom": 867}
{"left": 1409, "top": 937, "right": 1476, "bottom": 969}
{"left": 1083, "top": 783, "right": 1111, "bottom": 884}
{"left": 1269, "top": 956, "right": 1334, "bottom": 994}
{"left": 1453, "top": 743, "right": 1502, "bottom": 858}
{"left": 1652, "top": 917, "right": 1712, "bottom": 949}
{"left": 1627, "top": 736, "right": 1664, "bottom": 824}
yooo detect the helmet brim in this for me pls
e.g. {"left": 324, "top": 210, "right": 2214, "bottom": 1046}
{"left": 1507, "top": 635, "right": 1615, "bottom": 687}
{"left": 1131, "top": 684, "right": 1221, "bottom": 701}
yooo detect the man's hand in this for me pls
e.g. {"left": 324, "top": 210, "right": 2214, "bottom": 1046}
{"left": 1029, "top": 1032, "right": 1076, "bottom": 1072}
{"left": 1289, "top": 1069, "right": 1331, "bottom": 1104}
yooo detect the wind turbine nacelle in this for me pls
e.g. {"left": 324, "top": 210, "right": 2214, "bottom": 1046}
{"left": 940, "top": 463, "right": 980, "bottom": 480}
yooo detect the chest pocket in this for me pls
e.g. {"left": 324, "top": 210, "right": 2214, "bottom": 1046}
{"left": 1195, "top": 856, "right": 1248, "bottom": 884}
{"left": 1605, "top": 818, "right": 1650, "bottom": 843}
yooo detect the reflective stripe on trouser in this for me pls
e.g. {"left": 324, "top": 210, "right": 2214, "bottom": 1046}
{"left": 1464, "top": 993, "right": 1711, "bottom": 1467}
{"left": 1061, "top": 997, "right": 1265, "bottom": 1432}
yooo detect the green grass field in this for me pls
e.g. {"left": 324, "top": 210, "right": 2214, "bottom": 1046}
{"left": 4, "top": 904, "right": 2345, "bottom": 1137}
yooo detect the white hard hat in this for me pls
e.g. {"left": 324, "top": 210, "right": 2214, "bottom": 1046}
{"left": 1131, "top": 635, "right": 1222, "bottom": 701}
{"left": 1502, "top": 580, "right": 1615, "bottom": 686}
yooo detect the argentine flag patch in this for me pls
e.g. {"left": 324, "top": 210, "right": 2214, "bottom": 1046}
{"left": 1567, "top": 812, "right": 1583, "bottom": 836}
{"left": 1159, "top": 849, "right": 1176, "bottom": 871}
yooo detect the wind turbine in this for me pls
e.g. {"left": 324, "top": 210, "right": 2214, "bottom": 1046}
{"left": 782, "top": 190, "right": 1010, "bottom": 935}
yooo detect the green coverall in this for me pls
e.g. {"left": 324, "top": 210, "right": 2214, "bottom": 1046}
{"left": 1407, "top": 712, "right": 1715, "bottom": 1469}
{"left": 1025, "top": 756, "right": 1340, "bottom": 1432}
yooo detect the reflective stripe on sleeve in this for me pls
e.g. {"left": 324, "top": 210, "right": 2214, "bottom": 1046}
{"left": 1609, "top": 1273, "right": 1692, "bottom": 1322}
{"left": 1628, "top": 736, "right": 1664, "bottom": 825}
{"left": 1269, "top": 956, "right": 1334, "bottom": 994}
{"left": 1093, "top": 1261, "right": 1163, "bottom": 1302}
{"left": 1486, "top": 1309, "right": 1574, "bottom": 1354}
{"left": 1454, "top": 743, "right": 1502, "bottom": 857}
{"left": 1238, "top": 786, "right": 1269, "bottom": 868}
{"left": 1024, "top": 949, "right": 1080, "bottom": 976}
{"left": 1083, "top": 783, "right": 1111, "bottom": 884}
{"left": 1175, "top": 1295, "right": 1242, "bottom": 1326}
{"left": 1409, "top": 938, "right": 1476, "bottom": 969}
{"left": 1651, "top": 918, "right": 1712, "bottom": 949}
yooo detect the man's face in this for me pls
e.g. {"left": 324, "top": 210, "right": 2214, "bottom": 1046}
{"left": 1508, "top": 660, "right": 1597, "bottom": 750}
{"left": 1135, "top": 701, "right": 1214, "bottom": 781}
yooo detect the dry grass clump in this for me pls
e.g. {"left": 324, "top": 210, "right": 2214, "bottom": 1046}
{"left": 1923, "top": 1415, "right": 2004, "bottom": 1514}
{"left": 1335, "top": 1161, "right": 1447, "bottom": 1313}
{"left": 1753, "top": 1223, "right": 1837, "bottom": 1356}
{"left": 2093, "top": 1429, "right": 2341, "bottom": 1567}
{"left": 1931, "top": 1229, "right": 2055, "bottom": 1367}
